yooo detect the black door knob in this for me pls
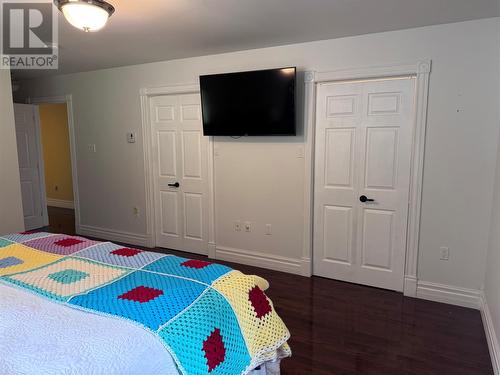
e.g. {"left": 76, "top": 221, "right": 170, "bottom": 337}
{"left": 359, "top": 195, "right": 374, "bottom": 203}
{"left": 168, "top": 182, "right": 180, "bottom": 188}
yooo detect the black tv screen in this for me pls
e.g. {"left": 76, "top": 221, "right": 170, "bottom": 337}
{"left": 200, "top": 67, "right": 296, "bottom": 136}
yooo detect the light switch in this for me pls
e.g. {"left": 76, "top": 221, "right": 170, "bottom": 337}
{"left": 127, "top": 132, "right": 136, "bottom": 143}
{"left": 440, "top": 246, "right": 450, "bottom": 260}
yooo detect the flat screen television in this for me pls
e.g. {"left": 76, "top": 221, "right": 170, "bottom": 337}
{"left": 200, "top": 67, "right": 296, "bottom": 136}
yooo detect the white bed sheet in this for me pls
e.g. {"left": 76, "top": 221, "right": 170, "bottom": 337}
{"left": 0, "top": 283, "right": 179, "bottom": 375}
{"left": 0, "top": 283, "right": 283, "bottom": 375}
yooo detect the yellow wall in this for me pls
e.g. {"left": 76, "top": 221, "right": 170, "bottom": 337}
{"left": 39, "top": 103, "right": 74, "bottom": 202}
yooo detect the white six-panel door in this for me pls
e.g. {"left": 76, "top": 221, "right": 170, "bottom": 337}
{"left": 13, "top": 104, "right": 46, "bottom": 230}
{"left": 149, "top": 93, "right": 209, "bottom": 254}
{"left": 313, "top": 78, "right": 416, "bottom": 291}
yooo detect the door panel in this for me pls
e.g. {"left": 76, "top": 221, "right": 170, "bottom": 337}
{"left": 20, "top": 181, "right": 35, "bottom": 217}
{"left": 156, "top": 105, "right": 175, "bottom": 121}
{"left": 184, "top": 192, "right": 203, "bottom": 240}
{"left": 181, "top": 131, "right": 202, "bottom": 179}
{"left": 361, "top": 209, "right": 394, "bottom": 270}
{"left": 181, "top": 104, "right": 200, "bottom": 120}
{"left": 314, "top": 78, "right": 415, "bottom": 291}
{"left": 16, "top": 131, "right": 30, "bottom": 167}
{"left": 158, "top": 131, "right": 177, "bottom": 177}
{"left": 160, "top": 191, "right": 179, "bottom": 236}
{"left": 364, "top": 128, "right": 398, "bottom": 189}
{"left": 368, "top": 92, "right": 401, "bottom": 115}
{"left": 150, "top": 93, "right": 208, "bottom": 254}
{"left": 327, "top": 95, "right": 357, "bottom": 117}
{"left": 325, "top": 129, "right": 355, "bottom": 188}
{"left": 323, "top": 205, "right": 352, "bottom": 265}
{"left": 14, "top": 104, "right": 45, "bottom": 230}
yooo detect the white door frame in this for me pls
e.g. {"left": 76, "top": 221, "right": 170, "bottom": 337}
{"left": 139, "top": 84, "right": 216, "bottom": 256}
{"left": 304, "top": 60, "right": 431, "bottom": 296}
{"left": 27, "top": 95, "right": 81, "bottom": 229}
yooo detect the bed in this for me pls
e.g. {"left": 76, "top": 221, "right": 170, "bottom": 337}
{"left": 0, "top": 232, "right": 291, "bottom": 375}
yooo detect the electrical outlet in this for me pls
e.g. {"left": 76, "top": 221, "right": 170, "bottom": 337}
{"left": 244, "top": 222, "right": 252, "bottom": 232}
{"left": 440, "top": 246, "right": 450, "bottom": 260}
{"left": 265, "top": 224, "right": 272, "bottom": 235}
{"left": 87, "top": 144, "right": 96, "bottom": 153}
{"left": 234, "top": 221, "right": 241, "bottom": 231}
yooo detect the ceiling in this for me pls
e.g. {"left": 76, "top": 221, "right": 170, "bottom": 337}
{"left": 14, "top": 0, "right": 500, "bottom": 80}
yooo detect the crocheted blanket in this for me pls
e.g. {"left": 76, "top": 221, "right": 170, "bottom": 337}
{"left": 0, "top": 232, "right": 291, "bottom": 374}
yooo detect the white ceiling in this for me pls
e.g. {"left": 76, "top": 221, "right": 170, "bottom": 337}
{"left": 15, "top": 0, "right": 500, "bottom": 79}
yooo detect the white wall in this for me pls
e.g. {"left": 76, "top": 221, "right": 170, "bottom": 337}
{"left": 17, "top": 18, "right": 500, "bottom": 291}
{"left": 213, "top": 138, "right": 305, "bottom": 263}
{"left": 484, "top": 132, "right": 500, "bottom": 372}
{"left": 0, "top": 70, "right": 24, "bottom": 234}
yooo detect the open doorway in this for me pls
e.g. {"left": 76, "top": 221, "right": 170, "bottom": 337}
{"left": 38, "top": 103, "right": 76, "bottom": 234}
{"left": 13, "top": 97, "right": 78, "bottom": 236}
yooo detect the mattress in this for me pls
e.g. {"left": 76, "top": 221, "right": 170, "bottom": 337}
{"left": 0, "top": 232, "right": 290, "bottom": 374}
{"left": 0, "top": 283, "right": 284, "bottom": 375}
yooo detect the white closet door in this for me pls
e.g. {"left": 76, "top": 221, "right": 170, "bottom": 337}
{"left": 313, "top": 78, "right": 415, "bottom": 291}
{"left": 14, "top": 104, "right": 45, "bottom": 230}
{"left": 150, "top": 93, "right": 209, "bottom": 254}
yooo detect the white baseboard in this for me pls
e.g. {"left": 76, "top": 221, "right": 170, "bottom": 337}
{"left": 480, "top": 292, "right": 500, "bottom": 375}
{"left": 76, "top": 224, "right": 151, "bottom": 247}
{"left": 416, "top": 280, "right": 482, "bottom": 309}
{"left": 215, "top": 245, "right": 304, "bottom": 275}
{"left": 46, "top": 198, "right": 74, "bottom": 209}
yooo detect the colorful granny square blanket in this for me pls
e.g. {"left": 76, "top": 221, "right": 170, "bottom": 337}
{"left": 5, "top": 257, "right": 128, "bottom": 301}
{"left": 23, "top": 234, "right": 100, "bottom": 255}
{"left": 76, "top": 242, "right": 164, "bottom": 268}
{"left": 0, "top": 244, "right": 62, "bottom": 276}
{"left": 2, "top": 231, "right": 57, "bottom": 243}
{"left": 0, "top": 238, "right": 14, "bottom": 249}
{"left": 143, "top": 255, "right": 233, "bottom": 284}
{"left": 0, "top": 233, "right": 291, "bottom": 374}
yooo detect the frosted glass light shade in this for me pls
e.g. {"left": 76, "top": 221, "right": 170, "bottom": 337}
{"left": 57, "top": 1, "right": 114, "bottom": 32}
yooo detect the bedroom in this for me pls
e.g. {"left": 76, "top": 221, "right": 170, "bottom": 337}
{"left": 0, "top": 0, "right": 499, "bottom": 374}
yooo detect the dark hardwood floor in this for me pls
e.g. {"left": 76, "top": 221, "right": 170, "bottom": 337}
{"left": 45, "top": 206, "right": 493, "bottom": 374}
{"left": 45, "top": 206, "right": 76, "bottom": 235}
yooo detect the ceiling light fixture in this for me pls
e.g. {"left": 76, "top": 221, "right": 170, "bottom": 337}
{"left": 54, "top": 0, "right": 115, "bottom": 32}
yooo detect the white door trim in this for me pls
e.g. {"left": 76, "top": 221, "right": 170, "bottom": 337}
{"left": 139, "top": 84, "right": 216, "bottom": 253}
{"left": 26, "top": 95, "right": 80, "bottom": 229}
{"left": 304, "top": 60, "right": 431, "bottom": 296}
{"left": 34, "top": 106, "right": 48, "bottom": 227}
